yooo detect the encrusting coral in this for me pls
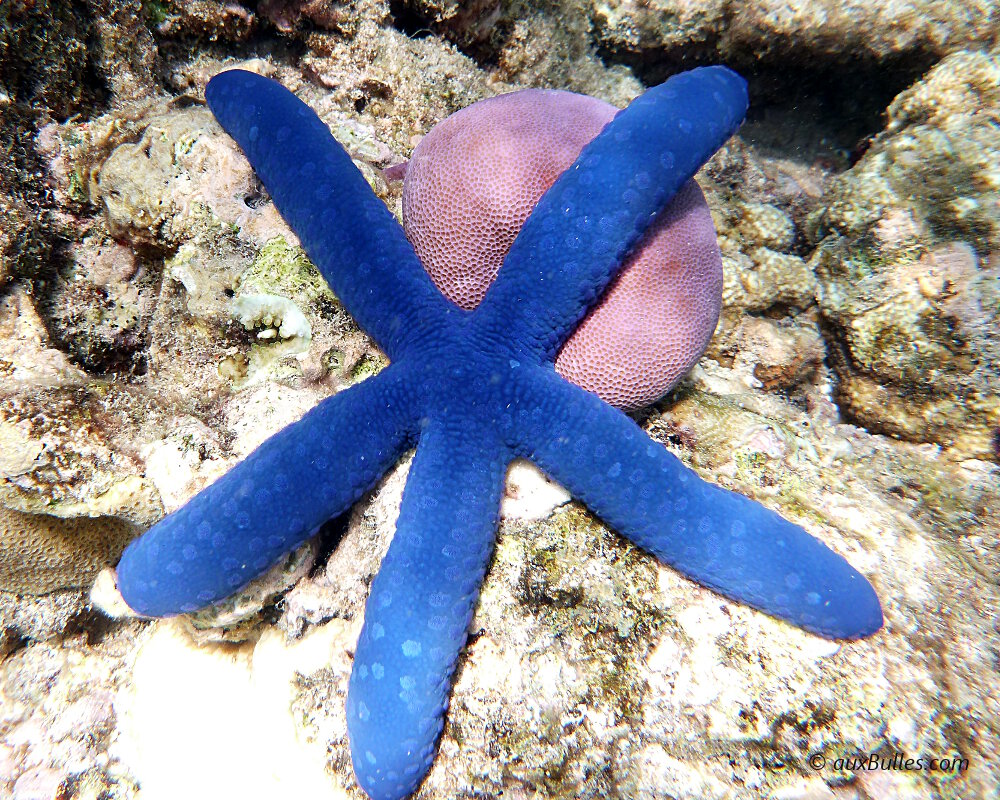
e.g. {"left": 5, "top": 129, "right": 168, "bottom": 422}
{"left": 0, "top": 506, "right": 136, "bottom": 595}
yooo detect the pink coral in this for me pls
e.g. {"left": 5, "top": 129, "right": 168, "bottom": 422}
{"left": 398, "top": 88, "right": 724, "bottom": 409}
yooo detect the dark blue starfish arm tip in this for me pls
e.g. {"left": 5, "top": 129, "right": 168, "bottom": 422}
{"left": 204, "top": 66, "right": 238, "bottom": 96}
{"left": 718, "top": 68, "right": 749, "bottom": 121}
{"left": 824, "top": 573, "right": 884, "bottom": 641}
{"left": 116, "top": 369, "right": 414, "bottom": 617}
{"left": 704, "top": 64, "right": 749, "bottom": 98}
{"left": 204, "top": 68, "right": 262, "bottom": 113}
{"left": 657, "top": 64, "right": 749, "bottom": 133}
{"left": 782, "top": 531, "right": 883, "bottom": 641}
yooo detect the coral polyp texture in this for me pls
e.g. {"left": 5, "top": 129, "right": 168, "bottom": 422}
{"left": 114, "top": 67, "right": 883, "bottom": 800}
{"left": 398, "top": 88, "right": 724, "bottom": 409}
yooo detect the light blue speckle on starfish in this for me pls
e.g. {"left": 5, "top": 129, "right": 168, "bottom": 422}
{"left": 115, "top": 66, "right": 882, "bottom": 800}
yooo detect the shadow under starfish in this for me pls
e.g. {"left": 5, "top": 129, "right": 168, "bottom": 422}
{"left": 115, "top": 66, "right": 883, "bottom": 800}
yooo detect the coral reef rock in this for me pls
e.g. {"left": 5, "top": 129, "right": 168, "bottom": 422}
{"left": 592, "top": 0, "right": 1000, "bottom": 68}
{"left": 811, "top": 50, "right": 1000, "bottom": 458}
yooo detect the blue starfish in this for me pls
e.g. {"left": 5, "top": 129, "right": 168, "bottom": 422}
{"left": 116, "top": 66, "right": 882, "bottom": 800}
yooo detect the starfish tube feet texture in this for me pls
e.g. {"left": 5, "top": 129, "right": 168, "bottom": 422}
{"left": 510, "top": 367, "right": 884, "bottom": 640}
{"left": 347, "top": 420, "right": 508, "bottom": 799}
{"left": 113, "top": 65, "right": 882, "bottom": 800}
{"left": 116, "top": 368, "right": 414, "bottom": 615}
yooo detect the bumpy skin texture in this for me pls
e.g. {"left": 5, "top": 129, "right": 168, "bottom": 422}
{"left": 115, "top": 68, "right": 883, "bottom": 800}
{"left": 401, "top": 89, "right": 723, "bottom": 409}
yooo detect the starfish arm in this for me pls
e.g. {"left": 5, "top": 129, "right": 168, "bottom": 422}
{"left": 511, "top": 368, "right": 883, "bottom": 640}
{"left": 347, "top": 423, "right": 509, "bottom": 800}
{"left": 476, "top": 66, "right": 747, "bottom": 362}
{"left": 116, "top": 368, "right": 416, "bottom": 617}
{"left": 205, "top": 69, "right": 453, "bottom": 360}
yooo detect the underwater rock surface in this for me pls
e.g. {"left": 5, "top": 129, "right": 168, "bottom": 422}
{"left": 812, "top": 49, "right": 1000, "bottom": 459}
{"left": 591, "top": 0, "right": 999, "bottom": 67}
{"left": 0, "top": 3, "right": 998, "bottom": 800}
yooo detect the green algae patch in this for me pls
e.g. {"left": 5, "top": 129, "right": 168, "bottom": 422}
{"left": 235, "top": 237, "right": 338, "bottom": 312}
{"left": 350, "top": 352, "right": 387, "bottom": 381}
{"left": 142, "top": 0, "right": 171, "bottom": 25}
